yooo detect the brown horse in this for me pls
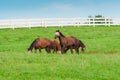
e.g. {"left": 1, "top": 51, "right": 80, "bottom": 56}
{"left": 54, "top": 30, "right": 78, "bottom": 54}
{"left": 50, "top": 40, "right": 61, "bottom": 53}
{"left": 28, "top": 38, "right": 52, "bottom": 53}
{"left": 65, "top": 39, "right": 86, "bottom": 53}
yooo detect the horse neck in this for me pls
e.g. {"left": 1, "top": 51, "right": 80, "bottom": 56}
{"left": 79, "top": 40, "right": 85, "bottom": 48}
{"left": 58, "top": 36, "right": 65, "bottom": 46}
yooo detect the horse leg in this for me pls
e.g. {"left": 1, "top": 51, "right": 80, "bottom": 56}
{"left": 48, "top": 47, "right": 51, "bottom": 53}
{"left": 53, "top": 47, "right": 56, "bottom": 53}
{"left": 55, "top": 47, "right": 58, "bottom": 53}
{"left": 61, "top": 47, "right": 65, "bottom": 54}
{"left": 46, "top": 47, "right": 51, "bottom": 54}
{"left": 65, "top": 47, "right": 69, "bottom": 53}
{"left": 34, "top": 48, "right": 37, "bottom": 53}
{"left": 45, "top": 48, "right": 49, "bottom": 53}
{"left": 70, "top": 46, "right": 73, "bottom": 54}
{"left": 45, "top": 48, "right": 48, "bottom": 53}
{"left": 53, "top": 48, "right": 57, "bottom": 53}
{"left": 61, "top": 48, "right": 64, "bottom": 54}
{"left": 60, "top": 45, "right": 67, "bottom": 54}
{"left": 75, "top": 48, "right": 79, "bottom": 54}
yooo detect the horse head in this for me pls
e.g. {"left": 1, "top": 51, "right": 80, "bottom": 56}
{"left": 54, "top": 30, "right": 65, "bottom": 39}
{"left": 28, "top": 48, "right": 32, "bottom": 53}
{"left": 80, "top": 41, "right": 86, "bottom": 52}
{"left": 81, "top": 46, "right": 86, "bottom": 52}
{"left": 54, "top": 30, "right": 60, "bottom": 39}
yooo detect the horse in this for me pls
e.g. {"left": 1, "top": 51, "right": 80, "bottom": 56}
{"left": 28, "top": 38, "right": 52, "bottom": 53}
{"left": 50, "top": 40, "right": 61, "bottom": 53}
{"left": 54, "top": 30, "right": 78, "bottom": 54}
{"left": 65, "top": 39, "right": 86, "bottom": 53}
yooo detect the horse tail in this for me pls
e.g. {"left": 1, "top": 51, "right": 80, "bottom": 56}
{"left": 28, "top": 39, "right": 36, "bottom": 52}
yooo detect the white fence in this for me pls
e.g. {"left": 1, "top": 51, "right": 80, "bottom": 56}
{"left": 0, "top": 18, "right": 120, "bottom": 29}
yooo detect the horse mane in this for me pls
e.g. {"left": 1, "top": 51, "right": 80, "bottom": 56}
{"left": 59, "top": 32, "right": 65, "bottom": 37}
{"left": 79, "top": 40, "right": 85, "bottom": 48}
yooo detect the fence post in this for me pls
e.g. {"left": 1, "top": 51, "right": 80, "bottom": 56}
{"left": 27, "top": 19, "right": 31, "bottom": 29}
{"left": 10, "top": 19, "right": 14, "bottom": 30}
{"left": 44, "top": 19, "right": 47, "bottom": 28}
{"left": 93, "top": 18, "right": 95, "bottom": 27}
{"left": 108, "top": 18, "right": 110, "bottom": 26}
{"left": 88, "top": 18, "right": 91, "bottom": 27}
{"left": 105, "top": 18, "right": 107, "bottom": 26}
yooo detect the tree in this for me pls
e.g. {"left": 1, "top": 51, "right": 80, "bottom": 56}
{"left": 87, "top": 15, "right": 113, "bottom": 25}
{"left": 95, "top": 15, "right": 104, "bottom": 18}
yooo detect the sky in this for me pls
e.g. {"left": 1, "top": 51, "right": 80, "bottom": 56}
{"left": 0, "top": 0, "right": 120, "bottom": 19}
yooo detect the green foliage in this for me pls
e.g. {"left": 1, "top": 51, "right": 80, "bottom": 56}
{"left": 0, "top": 26, "right": 120, "bottom": 80}
{"left": 88, "top": 15, "right": 104, "bottom": 18}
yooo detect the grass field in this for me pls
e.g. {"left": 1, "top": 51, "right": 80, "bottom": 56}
{"left": 0, "top": 26, "right": 120, "bottom": 80}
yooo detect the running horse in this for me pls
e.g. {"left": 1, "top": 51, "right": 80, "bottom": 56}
{"left": 54, "top": 30, "right": 78, "bottom": 54}
{"left": 28, "top": 38, "right": 52, "bottom": 53}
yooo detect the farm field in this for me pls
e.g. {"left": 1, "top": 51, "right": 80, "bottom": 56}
{"left": 0, "top": 26, "right": 120, "bottom": 80}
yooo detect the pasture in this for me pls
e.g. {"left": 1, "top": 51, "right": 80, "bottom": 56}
{"left": 0, "top": 26, "right": 120, "bottom": 80}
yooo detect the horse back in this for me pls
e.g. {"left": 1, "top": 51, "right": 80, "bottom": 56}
{"left": 66, "top": 36, "right": 77, "bottom": 46}
{"left": 36, "top": 38, "right": 51, "bottom": 48}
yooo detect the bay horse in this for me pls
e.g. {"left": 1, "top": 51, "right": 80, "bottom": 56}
{"left": 54, "top": 30, "right": 78, "bottom": 54}
{"left": 50, "top": 40, "right": 61, "bottom": 53}
{"left": 65, "top": 39, "right": 86, "bottom": 53}
{"left": 28, "top": 38, "right": 52, "bottom": 53}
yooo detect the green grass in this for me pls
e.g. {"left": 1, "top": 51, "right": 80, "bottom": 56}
{"left": 0, "top": 26, "right": 120, "bottom": 80}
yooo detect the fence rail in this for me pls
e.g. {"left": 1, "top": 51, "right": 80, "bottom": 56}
{"left": 0, "top": 18, "right": 120, "bottom": 29}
